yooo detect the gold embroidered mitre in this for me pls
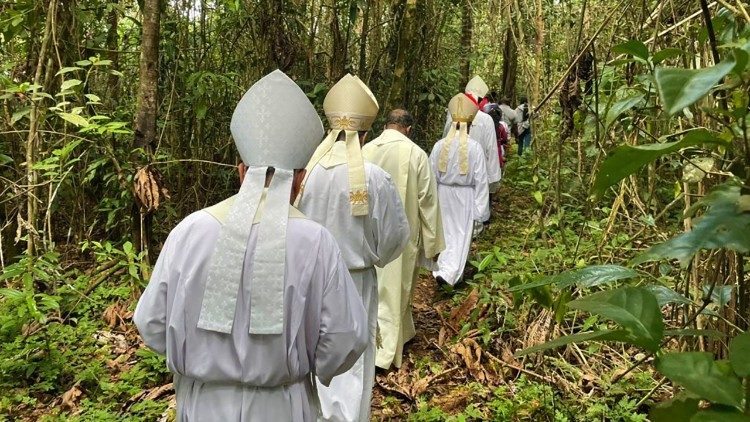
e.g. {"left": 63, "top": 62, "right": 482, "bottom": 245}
{"left": 465, "top": 75, "right": 489, "bottom": 98}
{"left": 439, "top": 93, "right": 479, "bottom": 176}
{"left": 448, "top": 93, "right": 479, "bottom": 123}
{"left": 302, "top": 74, "right": 379, "bottom": 216}
{"left": 323, "top": 74, "right": 379, "bottom": 131}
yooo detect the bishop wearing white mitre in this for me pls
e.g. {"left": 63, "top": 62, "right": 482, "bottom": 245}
{"left": 431, "top": 94, "right": 490, "bottom": 286}
{"left": 443, "top": 75, "right": 501, "bottom": 194}
{"left": 134, "top": 70, "right": 368, "bottom": 421}
{"left": 298, "top": 74, "right": 410, "bottom": 422}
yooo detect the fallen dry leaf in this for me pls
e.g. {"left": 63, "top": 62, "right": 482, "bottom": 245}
{"left": 450, "top": 288, "right": 479, "bottom": 324}
{"left": 61, "top": 385, "right": 82, "bottom": 410}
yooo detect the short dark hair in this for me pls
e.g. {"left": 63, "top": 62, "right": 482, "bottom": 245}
{"left": 385, "top": 109, "right": 414, "bottom": 128}
{"left": 519, "top": 96, "right": 528, "bottom": 104}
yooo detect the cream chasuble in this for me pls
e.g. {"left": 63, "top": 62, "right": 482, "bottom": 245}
{"left": 362, "top": 129, "right": 445, "bottom": 370}
{"left": 299, "top": 141, "right": 409, "bottom": 422}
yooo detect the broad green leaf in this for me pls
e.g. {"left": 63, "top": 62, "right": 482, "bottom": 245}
{"left": 60, "top": 79, "right": 82, "bottom": 91}
{"left": 682, "top": 157, "right": 715, "bottom": 183}
{"left": 655, "top": 352, "right": 743, "bottom": 407}
{"left": 84, "top": 93, "right": 101, "bottom": 103}
{"left": 477, "top": 254, "right": 493, "bottom": 271}
{"left": 52, "top": 139, "right": 82, "bottom": 159}
{"left": 649, "top": 397, "right": 699, "bottom": 422}
{"left": 702, "top": 285, "right": 733, "bottom": 307}
{"left": 592, "top": 129, "right": 726, "bottom": 198}
{"left": 691, "top": 409, "right": 750, "bottom": 422}
{"left": 644, "top": 284, "right": 692, "bottom": 307}
{"left": 655, "top": 59, "right": 736, "bottom": 115}
{"left": 55, "top": 66, "right": 82, "bottom": 76}
{"left": 568, "top": 287, "right": 664, "bottom": 351}
{"left": 507, "top": 265, "right": 638, "bottom": 292}
{"left": 605, "top": 93, "right": 644, "bottom": 129}
{"left": 525, "top": 284, "right": 554, "bottom": 309}
{"left": 533, "top": 190, "right": 543, "bottom": 205}
{"left": 633, "top": 183, "right": 750, "bottom": 266}
{"left": 652, "top": 48, "right": 684, "bottom": 64}
{"left": 515, "top": 330, "right": 629, "bottom": 357}
{"left": 57, "top": 112, "right": 89, "bottom": 127}
{"left": 729, "top": 331, "right": 750, "bottom": 377}
{"left": 0, "top": 154, "right": 12, "bottom": 165}
{"left": 11, "top": 107, "right": 30, "bottom": 125}
{"left": 612, "top": 40, "right": 649, "bottom": 61}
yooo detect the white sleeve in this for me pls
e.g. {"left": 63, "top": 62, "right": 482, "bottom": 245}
{"left": 133, "top": 230, "right": 179, "bottom": 355}
{"left": 370, "top": 170, "right": 410, "bottom": 267}
{"left": 314, "top": 235, "right": 368, "bottom": 386}
{"left": 479, "top": 119, "right": 502, "bottom": 186}
{"left": 471, "top": 144, "right": 490, "bottom": 223}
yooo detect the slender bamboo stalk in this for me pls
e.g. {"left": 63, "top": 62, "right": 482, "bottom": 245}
{"left": 25, "top": 0, "right": 57, "bottom": 258}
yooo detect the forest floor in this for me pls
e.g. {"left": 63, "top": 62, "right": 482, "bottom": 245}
{"left": 4, "top": 153, "right": 662, "bottom": 421}
{"left": 369, "top": 154, "right": 664, "bottom": 421}
{"left": 371, "top": 155, "right": 557, "bottom": 420}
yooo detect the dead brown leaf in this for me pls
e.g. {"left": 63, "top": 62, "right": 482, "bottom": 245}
{"left": 103, "top": 304, "right": 119, "bottom": 328}
{"left": 61, "top": 385, "right": 82, "bottom": 410}
{"left": 438, "top": 327, "right": 446, "bottom": 347}
{"left": 429, "top": 386, "right": 470, "bottom": 414}
{"left": 449, "top": 288, "right": 479, "bottom": 324}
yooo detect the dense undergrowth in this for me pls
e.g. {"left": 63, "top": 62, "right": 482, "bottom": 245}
{"left": 0, "top": 154, "right": 663, "bottom": 421}
{"left": 375, "top": 156, "right": 663, "bottom": 421}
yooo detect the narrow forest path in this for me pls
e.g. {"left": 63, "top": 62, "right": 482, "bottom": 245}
{"left": 371, "top": 157, "right": 536, "bottom": 420}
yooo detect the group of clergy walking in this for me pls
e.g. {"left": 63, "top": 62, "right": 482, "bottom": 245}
{"left": 134, "top": 70, "right": 500, "bottom": 421}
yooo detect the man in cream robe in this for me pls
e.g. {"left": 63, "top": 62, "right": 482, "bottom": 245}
{"left": 134, "top": 70, "right": 368, "bottom": 421}
{"left": 431, "top": 94, "right": 490, "bottom": 286}
{"left": 298, "top": 75, "right": 409, "bottom": 422}
{"left": 361, "top": 109, "right": 444, "bottom": 370}
{"left": 443, "top": 76, "right": 501, "bottom": 194}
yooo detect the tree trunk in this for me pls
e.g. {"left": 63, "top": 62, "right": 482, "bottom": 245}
{"left": 132, "top": 0, "right": 160, "bottom": 257}
{"left": 501, "top": 26, "right": 517, "bottom": 103}
{"left": 105, "top": 0, "right": 120, "bottom": 106}
{"left": 532, "top": 0, "right": 544, "bottom": 108}
{"left": 386, "top": 0, "right": 416, "bottom": 111}
{"left": 459, "top": 0, "right": 472, "bottom": 90}
{"left": 24, "top": 0, "right": 57, "bottom": 257}
{"left": 358, "top": 0, "right": 371, "bottom": 74}
{"left": 329, "top": 0, "right": 346, "bottom": 80}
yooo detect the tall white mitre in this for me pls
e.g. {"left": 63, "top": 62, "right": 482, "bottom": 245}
{"left": 439, "top": 93, "right": 479, "bottom": 176}
{"left": 465, "top": 75, "right": 489, "bottom": 98}
{"left": 304, "top": 74, "right": 379, "bottom": 216}
{"left": 197, "top": 70, "right": 324, "bottom": 336}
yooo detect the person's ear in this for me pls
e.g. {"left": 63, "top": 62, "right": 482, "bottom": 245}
{"left": 290, "top": 169, "right": 307, "bottom": 203}
{"left": 238, "top": 163, "right": 248, "bottom": 184}
{"left": 406, "top": 126, "right": 412, "bottom": 136}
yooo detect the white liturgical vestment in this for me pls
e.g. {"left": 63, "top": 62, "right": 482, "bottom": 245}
{"left": 444, "top": 109, "right": 501, "bottom": 192}
{"left": 429, "top": 133, "right": 490, "bottom": 286}
{"left": 298, "top": 140, "right": 409, "bottom": 422}
{"left": 134, "top": 197, "right": 368, "bottom": 421}
{"left": 362, "top": 129, "right": 445, "bottom": 370}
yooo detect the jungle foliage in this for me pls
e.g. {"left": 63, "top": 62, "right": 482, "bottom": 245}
{"left": 1, "top": 0, "right": 750, "bottom": 420}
